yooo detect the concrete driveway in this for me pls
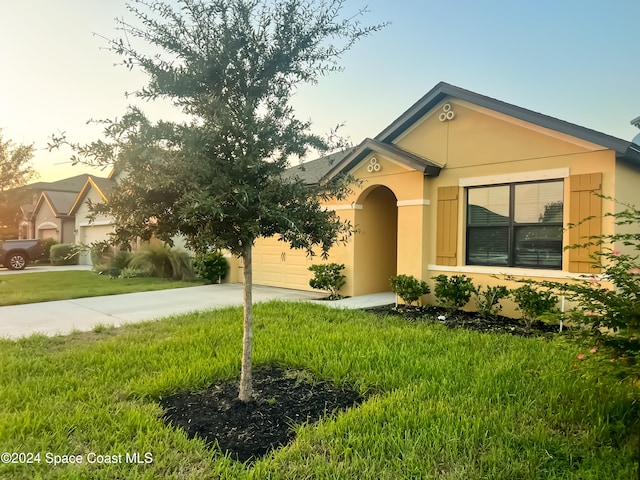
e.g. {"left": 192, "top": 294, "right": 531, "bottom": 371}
{"left": 0, "top": 283, "right": 396, "bottom": 340}
{"left": 0, "top": 265, "right": 93, "bottom": 275}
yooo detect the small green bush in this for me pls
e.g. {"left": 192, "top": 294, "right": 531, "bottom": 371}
{"left": 39, "top": 238, "right": 59, "bottom": 262}
{"left": 390, "top": 274, "right": 430, "bottom": 306}
{"left": 50, "top": 243, "right": 79, "bottom": 266}
{"left": 433, "top": 274, "right": 475, "bottom": 312}
{"left": 511, "top": 284, "right": 559, "bottom": 330}
{"left": 474, "top": 285, "right": 511, "bottom": 318}
{"left": 308, "top": 263, "right": 346, "bottom": 299}
{"left": 193, "top": 251, "right": 230, "bottom": 283}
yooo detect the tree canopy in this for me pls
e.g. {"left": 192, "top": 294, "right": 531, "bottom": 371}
{"left": 0, "top": 130, "right": 36, "bottom": 235}
{"left": 51, "top": 0, "right": 384, "bottom": 400}
{"left": 0, "top": 130, "right": 35, "bottom": 194}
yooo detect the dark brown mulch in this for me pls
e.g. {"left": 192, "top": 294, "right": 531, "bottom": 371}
{"left": 363, "top": 304, "right": 565, "bottom": 337}
{"left": 159, "top": 365, "right": 363, "bottom": 463}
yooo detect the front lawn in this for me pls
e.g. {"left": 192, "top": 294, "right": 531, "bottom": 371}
{"left": 0, "top": 302, "right": 636, "bottom": 479}
{"left": 0, "top": 271, "right": 207, "bottom": 306}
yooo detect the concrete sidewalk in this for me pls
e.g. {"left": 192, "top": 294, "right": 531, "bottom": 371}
{"left": 0, "top": 284, "right": 395, "bottom": 339}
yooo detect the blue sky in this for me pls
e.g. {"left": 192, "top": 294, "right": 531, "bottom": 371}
{"left": 1, "top": 0, "right": 638, "bottom": 181}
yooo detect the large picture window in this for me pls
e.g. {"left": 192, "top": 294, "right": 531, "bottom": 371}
{"left": 466, "top": 181, "right": 563, "bottom": 269}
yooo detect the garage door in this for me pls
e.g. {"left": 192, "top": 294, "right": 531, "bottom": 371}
{"left": 38, "top": 228, "right": 57, "bottom": 240}
{"left": 252, "top": 236, "right": 315, "bottom": 291}
{"left": 77, "top": 225, "right": 114, "bottom": 265}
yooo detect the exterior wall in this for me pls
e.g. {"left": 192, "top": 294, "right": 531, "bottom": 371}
{"left": 249, "top": 96, "right": 637, "bottom": 312}
{"left": 393, "top": 101, "right": 621, "bottom": 315}
{"left": 74, "top": 188, "right": 113, "bottom": 265}
{"left": 34, "top": 203, "right": 61, "bottom": 241}
{"left": 60, "top": 218, "right": 75, "bottom": 243}
{"left": 613, "top": 160, "right": 640, "bottom": 257}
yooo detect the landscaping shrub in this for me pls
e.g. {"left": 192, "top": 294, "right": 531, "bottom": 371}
{"left": 120, "top": 267, "right": 151, "bottom": 278}
{"left": 474, "top": 285, "right": 510, "bottom": 318}
{"left": 433, "top": 274, "right": 475, "bottom": 312}
{"left": 510, "top": 284, "right": 559, "bottom": 330}
{"left": 308, "top": 263, "right": 346, "bottom": 299}
{"left": 129, "top": 245, "right": 195, "bottom": 280}
{"left": 193, "top": 251, "right": 230, "bottom": 283}
{"left": 49, "top": 243, "right": 79, "bottom": 266}
{"left": 89, "top": 240, "right": 114, "bottom": 268}
{"left": 390, "top": 274, "right": 430, "bottom": 306}
{"left": 531, "top": 200, "right": 640, "bottom": 366}
{"left": 39, "top": 238, "right": 59, "bottom": 262}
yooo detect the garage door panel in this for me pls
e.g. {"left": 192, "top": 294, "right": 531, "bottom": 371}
{"left": 252, "top": 236, "right": 314, "bottom": 291}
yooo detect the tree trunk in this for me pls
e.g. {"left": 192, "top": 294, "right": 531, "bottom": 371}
{"left": 238, "top": 243, "right": 253, "bottom": 402}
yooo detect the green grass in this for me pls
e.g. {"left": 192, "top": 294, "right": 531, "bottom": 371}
{"left": 0, "top": 302, "right": 637, "bottom": 479}
{"left": 0, "top": 271, "right": 207, "bottom": 306}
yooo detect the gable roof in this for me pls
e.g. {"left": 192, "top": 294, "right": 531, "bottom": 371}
{"left": 34, "top": 191, "right": 78, "bottom": 217}
{"left": 375, "top": 82, "right": 640, "bottom": 163}
{"left": 288, "top": 82, "right": 640, "bottom": 185}
{"left": 68, "top": 176, "right": 115, "bottom": 215}
{"left": 323, "top": 138, "right": 442, "bottom": 182}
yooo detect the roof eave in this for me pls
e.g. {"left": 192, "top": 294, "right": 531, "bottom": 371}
{"left": 322, "top": 138, "right": 441, "bottom": 183}
{"left": 375, "top": 82, "right": 633, "bottom": 157}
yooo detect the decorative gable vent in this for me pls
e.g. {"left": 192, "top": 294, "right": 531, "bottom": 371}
{"left": 367, "top": 157, "right": 381, "bottom": 173}
{"left": 439, "top": 103, "right": 455, "bottom": 122}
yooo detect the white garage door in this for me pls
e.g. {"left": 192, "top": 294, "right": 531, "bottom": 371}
{"left": 38, "top": 229, "right": 58, "bottom": 241}
{"left": 252, "top": 237, "right": 315, "bottom": 291}
{"left": 78, "top": 225, "right": 114, "bottom": 265}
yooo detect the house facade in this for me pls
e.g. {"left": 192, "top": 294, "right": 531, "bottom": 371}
{"left": 68, "top": 176, "right": 115, "bottom": 265}
{"left": 32, "top": 191, "right": 78, "bottom": 242}
{"left": 242, "top": 82, "right": 640, "bottom": 303}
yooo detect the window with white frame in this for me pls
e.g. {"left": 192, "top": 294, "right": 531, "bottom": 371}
{"left": 466, "top": 180, "right": 563, "bottom": 269}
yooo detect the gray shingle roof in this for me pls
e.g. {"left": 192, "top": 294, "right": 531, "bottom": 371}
{"left": 39, "top": 191, "right": 78, "bottom": 216}
{"left": 285, "top": 149, "right": 354, "bottom": 184}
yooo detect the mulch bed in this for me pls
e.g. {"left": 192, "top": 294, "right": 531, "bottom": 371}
{"left": 364, "top": 304, "right": 564, "bottom": 337}
{"left": 159, "top": 305, "right": 565, "bottom": 463}
{"left": 159, "top": 365, "right": 363, "bottom": 463}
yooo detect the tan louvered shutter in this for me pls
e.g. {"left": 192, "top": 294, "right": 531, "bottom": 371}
{"left": 569, "top": 173, "right": 602, "bottom": 273}
{"left": 436, "top": 186, "right": 458, "bottom": 266}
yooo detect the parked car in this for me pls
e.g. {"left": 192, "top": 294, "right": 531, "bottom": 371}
{"left": 0, "top": 239, "right": 43, "bottom": 270}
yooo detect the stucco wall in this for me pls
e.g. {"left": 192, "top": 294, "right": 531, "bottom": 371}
{"left": 249, "top": 97, "right": 637, "bottom": 309}
{"left": 34, "top": 202, "right": 61, "bottom": 241}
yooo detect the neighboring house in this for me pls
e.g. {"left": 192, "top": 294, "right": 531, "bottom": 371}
{"left": 16, "top": 173, "right": 108, "bottom": 240}
{"left": 32, "top": 190, "right": 78, "bottom": 242}
{"left": 241, "top": 82, "right": 640, "bottom": 300}
{"left": 68, "top": 176, "right": 115, "bottom": 265}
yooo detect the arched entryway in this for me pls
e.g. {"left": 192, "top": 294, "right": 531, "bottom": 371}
{"left": 353, "top": 185, "right": 398, "bottom": 295}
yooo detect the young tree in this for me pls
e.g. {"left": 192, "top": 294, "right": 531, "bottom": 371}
{"left": 0, "top": 130, "right": 36, "bottom": 233}
{"left": 51, "top": 0, "right": 384, "bottom": 401}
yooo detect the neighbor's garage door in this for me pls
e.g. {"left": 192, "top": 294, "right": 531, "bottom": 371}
{"left": 78, "top": 225, "right": 113, "bottom": 265}
{"left": 252, "top": 237, "right": 314, "bottom": 291}
{"left": 38, "top": 229, "right": 57, "bottom": 240}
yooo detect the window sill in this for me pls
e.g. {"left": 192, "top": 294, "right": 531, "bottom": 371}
{"left": 427, "top": 264, "right": 586, "bottom": 280}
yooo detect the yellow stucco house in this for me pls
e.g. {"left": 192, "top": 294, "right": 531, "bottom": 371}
{"left": 241, "top": 82, "right": 640, "bottom": 302}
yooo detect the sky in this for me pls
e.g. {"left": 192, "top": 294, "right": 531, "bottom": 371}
{"left": 1, "top": 0, "right": 639, "bottom": 182}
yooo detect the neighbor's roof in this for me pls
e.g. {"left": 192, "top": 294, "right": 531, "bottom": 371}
{"left": 26, "top": 173, "right": 104, "bottom": 194}
{"left": 34, "top": 190, "right": 79, "bottom": 217}
{"left": 68, "top": 176, "right": 115, "bottom": 215}
{"left": 285, "top": 149, "right": 354, "bottom": 185}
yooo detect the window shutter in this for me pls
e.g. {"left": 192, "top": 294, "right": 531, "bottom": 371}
{"left": 436, "top": 186, "right": 458, "bottom": 266}
{"left": 569, "top": 173, "right": 602, "bottom": 273}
